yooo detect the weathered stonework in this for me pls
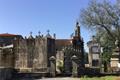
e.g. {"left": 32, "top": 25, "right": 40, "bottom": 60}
{"left": 14, "top": 39, "right": 28, "bottom": 70}
{"left": 14, "top": 36, "right": 55, "bottom": 73}
{"left": 0, "top": 48, "right": 15, "bottom": 80}
{"left": 110, "top": 47, "right": 120, "bottom": 72}
{"left": 0, "top": 22, "right": 85, "bottom": 78}
{"left": 55, "top": 22, "right": 85, "bottom": 75}
{"left": 87, "top": 36, "right": 101, "bottom": 68}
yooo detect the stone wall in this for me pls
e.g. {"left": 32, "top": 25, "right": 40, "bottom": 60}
{"left": 0, "top": 36, "right": 56, "bottom": 79}
{"left": 14, "top": 39, "right": 28, "bottom": 69}
{"left": 0, "top": 48, "right": 15, "bottom": 80}
{"left": 33, "top": 38, "right": 47, "bottom": 69}
{"left": 0, "top": 48, "right": 14, "bottom": 68}
{"left": 14, "top": 37, "right": 55, "bottom": 73}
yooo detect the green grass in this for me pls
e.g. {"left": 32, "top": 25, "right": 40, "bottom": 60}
{"left": 80, "top": 76, "right": 117, "bottom": 80}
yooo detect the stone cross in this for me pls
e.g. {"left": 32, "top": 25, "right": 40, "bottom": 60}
{"left": 30, "top": 31, "right": 32, "bottom": 36}
{"left": 38, "top": 31, "right": 41, "bottom": 36}
{"left": 47, "top": 30, "right": 50, "bottom": 34}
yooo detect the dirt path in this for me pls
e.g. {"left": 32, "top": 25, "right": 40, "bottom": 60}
{"left": 115, "top": 77, "right": 120, "bottom": 80}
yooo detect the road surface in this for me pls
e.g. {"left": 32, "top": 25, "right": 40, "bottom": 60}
{"left": 19, "top": 77, "right": 80, "bottom": 80}
{"left": 37, "top": 77, "right": 80, "bottom": 80}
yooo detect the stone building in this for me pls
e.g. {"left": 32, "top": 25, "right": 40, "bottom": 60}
{"left": 0, "top": 32, "right": 56, "bottom": 79}
{"left": 0, "top": 33, "right": 22, "bottom": 47}
{"left": 14, "top": 32, "right": 55, "bottom": 73}
{"left": 0, "top": 22, "right": 85, "bottom": 79}
{"left": 55, "top": 22, "right": 84, "bottom": 75}
{"left": 87, "top": 36, "right": 101, "bottom": 68}
{"left": 0, "top": 33, "right": 22, "bottom": 80}
{"left": 86, "top": 36, "right": 101, "bottom": 75}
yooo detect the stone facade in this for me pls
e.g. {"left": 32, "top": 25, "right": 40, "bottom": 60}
{"left": 14, "top": 36, "right": 55, "bottom": 73}
{"left": 87, "top": 36, "right": 101, "bottom": 68}
{"left": 55, "top": 22, "right": 84, "bottom": 75}
{"left": 0, "top": 22, "right": 85, "bottom": 78}
{"left": 0, "top": 33, "right": 56, "bottom": 79}
{"left": 0, "top": 47, "right": 15, "bottom": 80}
{"left": 0, "top": 33, "right": 22, "bottom": 47}
{"left": 110, "top": 47, "right": 120, "bottom": 72}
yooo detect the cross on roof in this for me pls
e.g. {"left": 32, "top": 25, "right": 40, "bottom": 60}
{"left": 38, "top": 31, "right": 41, "bottom": 35}
{"left": 47, "top": 30, "right": 50, "bottom": 34}
{"left": 30, "top": 31, "right": 32, "bottom": 35}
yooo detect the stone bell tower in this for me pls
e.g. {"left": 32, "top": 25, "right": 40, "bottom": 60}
{"left": 72, "top": 22, "right": 85, "bottom": 75}
{"left": 72, "top": 22, "right": 83, "bottom": 49}
{"left": 75, "top": 22, "right": 80, "bottom": 38}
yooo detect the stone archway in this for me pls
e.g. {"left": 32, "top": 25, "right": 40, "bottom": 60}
{"left": 56, "top": 45, "right": 84, "bottom": 76}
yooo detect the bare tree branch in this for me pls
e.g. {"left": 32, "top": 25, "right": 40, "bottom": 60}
{"left": 80, "top": 0, "right": 120, "bottom": 41}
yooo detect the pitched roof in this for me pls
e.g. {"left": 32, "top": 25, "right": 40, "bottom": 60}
{"left": 0, "top": 33, "right": 19, "bottom": 37}
{"left": 55, "top": 39, "right": 72, "bottom": 50}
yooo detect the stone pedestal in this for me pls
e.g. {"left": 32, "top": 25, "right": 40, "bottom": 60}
{"left": 49, "top": 56, "right": 56, "bottom": 77}
{"left": 71, "top": 55, "right": 78, "bottom": 77}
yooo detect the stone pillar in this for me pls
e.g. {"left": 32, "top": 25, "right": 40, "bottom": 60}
{"left": 64, "top": 55, "right": 71, "bottom": 75}
{"left": 49, "top": 56, "right": 56, "bottom": 77}
{"left": 71, "top": 55, "right": 78, "bottom": 77}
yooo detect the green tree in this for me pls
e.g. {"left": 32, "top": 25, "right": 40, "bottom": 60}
{"left": 84, "top": 52, "right": 88, "bottom": 64}
{"left": 80, "top": 0, "right": 120, "bottom": 42}
{"left": 80, "top": 0, "right": 120, "bottom": 72}
{"left": 95, "top": 30, "right": 114, "bottom": 72}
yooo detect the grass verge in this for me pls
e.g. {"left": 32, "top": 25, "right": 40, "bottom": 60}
{"left": 80, "top": 76, "right": 118, "bottom": 80}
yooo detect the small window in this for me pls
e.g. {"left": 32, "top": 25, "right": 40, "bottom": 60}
{"left": 92, "top": 46, "right": 99, "bottom": 53}
{"left": 0, "top": 38, "right": 4, "bottom": 42}
{"left": 92, "top": 60, "right": 99, "bottom": 66}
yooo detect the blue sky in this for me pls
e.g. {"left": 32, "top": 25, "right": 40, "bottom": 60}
{"left": 0, "top": 0, "right": 116, "bottom": 52}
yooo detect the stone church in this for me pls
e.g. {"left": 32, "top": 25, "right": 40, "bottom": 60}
{"left": 56, "top": 22, "right": 84, "bottom": 75}
{"left": 0, "top": 22, "right": 84, "bottom": 79}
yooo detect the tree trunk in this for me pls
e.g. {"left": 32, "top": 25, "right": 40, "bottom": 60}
{"left": 104, "top": 62, "right": 107, "bottom": 72}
